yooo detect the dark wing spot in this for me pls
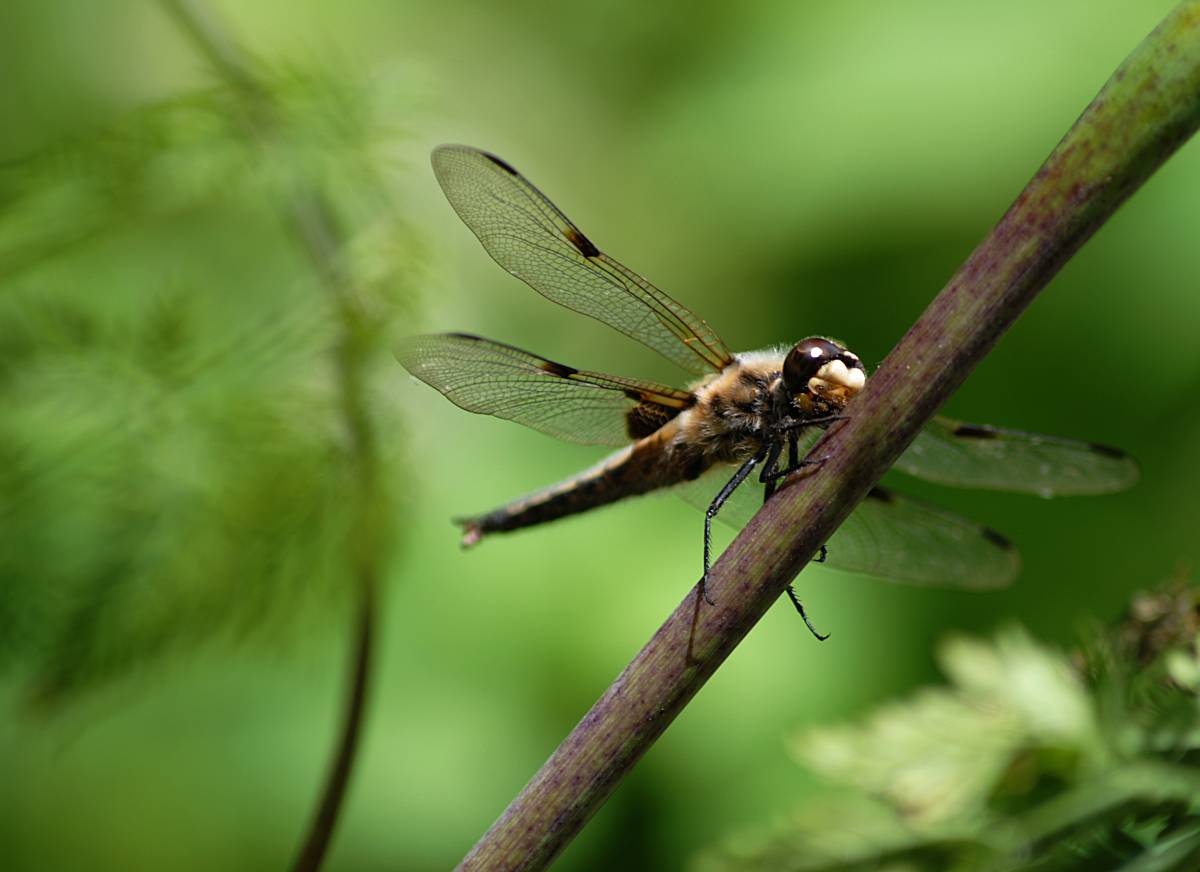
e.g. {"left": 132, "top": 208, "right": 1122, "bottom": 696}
{"left": 981, "top": 527, "right": 1015, "bottom": 550}
{"left": 623, "top": 389, "right": 690, "bottom": 438}
{"left": 540, "top": 359, "right": 578, "bottom": 377}
{"left": 482, "top": 152, "right": 520, "bottom": 175}
{"left": 953, "top": 423, "right": 999, "bottom": 439}
{"left": 625, "top": 401, "right": 678, "bottom": 439}
{"left": 866, "top": 486, "right": 895, "bottom": 504}
{"left": 1088, "top": 441, "right": 1129, "bottom": 460}
{"left": 564, "top": 227, "right": 600, "bottom": 258}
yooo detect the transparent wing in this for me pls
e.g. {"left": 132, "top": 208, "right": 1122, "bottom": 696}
{"left": 431, "top": 145, "right": 734, "bottom": 376}
{"left": 827, "top": 488, "right": 1018, "bottom": 588}
{"left": 897, "top": 416, "right": 1139, "bottom": 496}
{"left": 396, "top": 333, "right": 693, "bottom": 446}
{"left": 675, "top": 470, "right": 1018, "bottom": 589}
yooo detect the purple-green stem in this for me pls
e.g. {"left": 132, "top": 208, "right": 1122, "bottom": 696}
{"left": 458, "top": 5, "right": 1200, "bottom": 871}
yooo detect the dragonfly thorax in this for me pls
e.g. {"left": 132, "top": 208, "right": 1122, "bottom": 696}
{"left": 683, "top": 340, "right": 863, "bottom": 464}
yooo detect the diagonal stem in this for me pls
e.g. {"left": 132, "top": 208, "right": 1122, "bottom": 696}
{"left": 457, "top": 4, "right": 1200, "bottom": 870}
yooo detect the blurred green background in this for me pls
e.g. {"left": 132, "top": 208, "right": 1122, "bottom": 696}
{"left": 2, "top": 1, "right": 1198, "bottom": 870}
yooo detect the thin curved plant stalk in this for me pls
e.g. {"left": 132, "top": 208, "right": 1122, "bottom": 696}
{"left": 160, "top": 2, "right": 389, "bottom": 871}
{"left": 458, "top": 4, "right": 1200, "bottom": 871}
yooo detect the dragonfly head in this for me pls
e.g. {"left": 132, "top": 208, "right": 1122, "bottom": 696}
{"left": 783, "top": 337, "right": 866, "bottom": 410}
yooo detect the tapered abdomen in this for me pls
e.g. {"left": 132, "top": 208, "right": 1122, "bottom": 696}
{"left": 459, "top": 422, "right": 704, "bottom": 546}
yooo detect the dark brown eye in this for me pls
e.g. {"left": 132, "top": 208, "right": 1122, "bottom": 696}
{"left": 783, "top": 337, "right": 844, "bottom": 393}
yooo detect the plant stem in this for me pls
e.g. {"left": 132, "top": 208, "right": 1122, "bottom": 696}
{"left": 457, "top": 5, "right": 1200, "bottom": 871}
{"left": 160, "top": 2, "right": 387, "bottom": 870}
{"left": 291, "top": 580, "right": 378, "bottom": 872}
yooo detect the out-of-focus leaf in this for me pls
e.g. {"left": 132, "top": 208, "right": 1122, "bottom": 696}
{"left": 699, "top": 587, "right": 1200, "bottom": 872}
{"left": 0, "top": 62, "right": 417, "bottom": 706}
{"left": 1113, "top": 823, "right": 1200, "bottom": 872}
{"left": 693, "top": 792, "right": 982, "bottom": 872}
{"left": 792, "top": 628, "right": 1097, "bottom": 827}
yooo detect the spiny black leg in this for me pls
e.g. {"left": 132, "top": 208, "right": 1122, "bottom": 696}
{"left": 810, "top": 413, "right": 849, "bottom": 427}
{"left": 758, "top": 414, "right": 845, "bottom": 489}
{"left": 759, "top": 456, "right": 825, "bottom": 488}
{"left": 760, "top": 423, "right": 832, "bottom": 638}
{"left": 759, "top": 440, "right": 783, "bottom": 500}
{"left": 814, "top": 544, "right": 828, "bottom": 563}
{"left": 786, "top": 585, "right": 829, "bottom": 641}
{"left": 703, "top": 446, "right": 768, "bottom": 604}
{"left": 777, "top": 413, "right": 847, "bottom": 433}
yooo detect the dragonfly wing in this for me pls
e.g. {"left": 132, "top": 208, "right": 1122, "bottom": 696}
{"left": 828, "top": 487, "right": 1018, "bottom": 589}
{"left": 397, "top": 333, "right": 693, "bottom": 446}
{"left": 431, "top": 145, "right": 734, "bottom": 376}
{"left": 897, "top": 416, "right": 1139, "bottom": 496}
{"left": 675, "top": 469, "right": 1018, "bottom": 589}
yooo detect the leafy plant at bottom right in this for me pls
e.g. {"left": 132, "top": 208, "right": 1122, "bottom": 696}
{"left": 697, "top": 582, "right": 1200, "bottom": 872}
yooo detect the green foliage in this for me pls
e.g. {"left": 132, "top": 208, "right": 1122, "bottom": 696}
{"left": 0, "top": 63, "right": 416, "bottom": 707}
{"left": 696, "top": 585, "right": 1200, "bottom": 871}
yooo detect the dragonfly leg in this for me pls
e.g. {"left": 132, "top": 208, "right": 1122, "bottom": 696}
{"left": 785, "top": 585, "right": 830, "bottom": 641}
{"left": 703, "top": 445, "right": 769, "bottom": 604}
{"left": 777, "top": 413, "right": 847, "bottom": 433}
{"left": 759, "top": 440, "right": 784, "bottom": 500}
{"left": 761, "top": 418, "right": 837, "bottom": 490}
{"left": 771, "top": 428, "right": 832, "bottom": 637}
{"left": 810, "top": 413, "right": 849, "bottom": 427}
{"left": 760, "top": 453, "right": 828, "bottom": 488}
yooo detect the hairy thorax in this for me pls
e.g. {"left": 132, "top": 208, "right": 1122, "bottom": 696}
{"left": 674, "top": 352, "right": 786, "bottom": 466}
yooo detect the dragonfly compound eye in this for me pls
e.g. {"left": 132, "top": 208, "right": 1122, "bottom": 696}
{"left": 783, "top": 338, "right": 857, "bottom": 393}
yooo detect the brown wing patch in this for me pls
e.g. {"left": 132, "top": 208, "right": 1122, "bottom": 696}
{"left": 625, "top": 400, "right": 679, "bottom": 439}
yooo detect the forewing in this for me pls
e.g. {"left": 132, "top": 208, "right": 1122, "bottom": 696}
{"left": 396, "top": 333, "right": 693, "bottom": 446}
{"left": 897, "top": 416, "right": 1139, "bottom": 496}
{"left": 675, "top": 470, "right": 1018, "bottom": 589}
{"left": 431, "top": 145, "right": 734, "bottom": 376}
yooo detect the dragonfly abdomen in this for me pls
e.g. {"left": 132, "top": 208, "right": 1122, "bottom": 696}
{"left": 458, "top": 422, "right": 704, "bottom": 547}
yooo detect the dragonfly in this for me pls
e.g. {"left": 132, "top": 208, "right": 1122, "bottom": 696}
{"left": 398, "top": 145, "right": 1139, "bottom": 634}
